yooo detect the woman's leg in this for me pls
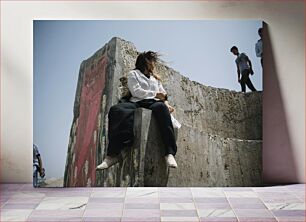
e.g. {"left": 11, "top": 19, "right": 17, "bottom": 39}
{"left": 107, "top": 102, "right": 138, "bottom": 156}
{"left": 137, "top": 100, "right": 177, "bottom": 156}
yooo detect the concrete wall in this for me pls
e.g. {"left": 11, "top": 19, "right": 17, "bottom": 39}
{"left": 64, "top": 45, "right": 112, "bottom": 187}
{"left": 1, "top": 1, "right": 304, "bottom": 184}
{"left": 64, "top": 37, "right": 262, "bottom": 186}
{"left": 99, "top": 108, "right": 262, "bottom": 187}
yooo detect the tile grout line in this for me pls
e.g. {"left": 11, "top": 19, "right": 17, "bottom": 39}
{"left": 158, "top": 186, "right": 161, "bottom": 222}
{"left": 223, "top": 188, "right": 240, "bottom": 222}
{"left": 251, "top": 187, "right": 280, "bottom": 222}
{"left": 23, "top": 185, "right": 46, "bottom": 221}
{"left": 288, "top": 187, "right": 305, "bottom": 203}
{"left": 120, "top": 186, "right": 127, "bottom": 222}
{"left": 81, "top": 186, "right": 93, "bottom": 222}
{"left": 190, "top": 187, "right": 201, "bottom": 222}
{"left": 0, "top": 193, "right": 10, "bottom": 208}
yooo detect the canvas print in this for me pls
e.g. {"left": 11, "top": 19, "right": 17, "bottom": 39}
{"left": 33, "top": 20, "right": 263, "bottom": 187}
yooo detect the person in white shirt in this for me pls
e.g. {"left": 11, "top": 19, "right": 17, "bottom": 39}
{"left": 230, "top": 46, "right": 257, "bottom": 93}
{"left": 96, "top": 51, "right": 178, "bottom": 171}
{"left": 255, "top": 28, "right": 263, "bottom": 67}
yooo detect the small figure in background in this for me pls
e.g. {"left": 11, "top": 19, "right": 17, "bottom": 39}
{"left": 230, "top": 46, "right": 257, "bottom": 93}
{"left": 255, "top": 27, "right": 263, "bottom": 67}
{"left": 33, "top": 144, "right": 45, "bottom": 187}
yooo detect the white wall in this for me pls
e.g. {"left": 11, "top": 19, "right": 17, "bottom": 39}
{"left": 1, "top": 1, "right": 304, "bottom": 184}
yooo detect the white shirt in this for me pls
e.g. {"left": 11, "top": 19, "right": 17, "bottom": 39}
{"left": 127, "top": 69, "right": 167, "bottom": 102}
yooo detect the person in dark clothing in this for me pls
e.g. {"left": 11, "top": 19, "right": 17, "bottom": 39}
{"left": 255, "top": 28, "right": 263, "bottom": 67}
{"left": 230, "top": 46, "right": 257, "bottom": 93}
{"left": 96, "top": 51, "right": 178, "bottom": 170}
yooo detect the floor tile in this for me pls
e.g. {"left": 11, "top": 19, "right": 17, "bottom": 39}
{"left": 6, "top": 197, "right": 44, "bottom": 204}
{"left": 159, "top": 187, "right": 191, "bottom": 192}
{"left": 125, "top": 203, "right": 159, "bottom": 209}
{"left": 26, "top": 216, "right": 83, "bottom": 221}
{"left": 261, "top": 197, "right": 302, "bottom": 204}
{"left": 1, "top": 196, "right": 10, "bottom": 205}
{"left": 159, "top": 189, "right": 193, "bottom": 198}
{"left": 227, "top": 197, "right": 263, "bottom": 204}
{"left": 230, "top": 202, "right": 267, "bottom": 209}
{"left": 125, "top": 197, "right": 159, "bottom": 203}
{"left": 122, "top": 209, "right": 160, "bottom": 217}
{"left": 200, "top": 217, "right": 238, "bottom": 221}
{"left": 88, "top": 197, "right": 125, "bottom": 203}
{"left": 9, "top": 191, "right": 45, "bottom": 199}
{"left": 86, "top": 202, "right": 123, "bottom": 209}
{"left": 257, "top": 192, "right": 299, "bottom": 200}
{"left": 0, "top": 184, "right": 24, "bottom": 191}
{"left": 234, "top": 209, "right": 274, "bottom": 218}
{"left": 160, "top": 197, "right": 194, "bottom": 203}
{"left": 160, "top": 203, "right": 196, "bottom": 210}
{"left": 1, "top": 203, "right": 39, "bottom": 209}
{"left": 191, "top": 188, "right": 225, "bottom": 197}
{"left": 276, "top": 217, "right": 306, "bottom": 222}
{"left": 198, "top": 209, "right": 236, "bottom": 217}
{"left": 19, "top": 183, "right": 37, "bottom": 191}
{"left": 83, "top": 208, "right": 123, "bottom": 217}
{"left": 44, "top": 191, "right": 91, "bottom": 197}
{"left": 91, "top": 187, "right": 126, "bottom": 192}
{"left": 91, "top": 189, "right": 125, "bottom": 198}
{"left": 36, "top": 196, "right": 88, "bottom": 210}
{"left": 122, "top": 217, "right": 161, "bottom": 221}
{"left": 253, "top": 187, "right": 289, "bottom": 193}
{"left": 222, "top": 187, "right": 253, "bottom": 191}
{"left": 196, "top": 202, "right": 231, "bottom": 209}
{"left": 225, "top": 191, "right": 258, "bottom": 198}
{"left": 161, "top": 209, "right": 198, "bottom": 217}
{"left": 265, "top": 202, "right": 305, "bottom": 210}
{"left": 194, "top": 197, "right": 228, "bottom": 203}
{"left": 161, "top": 216, "right": 199, "bottom": 222}
{"left": 0, "top": 209, "right": 32, "bottom": 221}
{"left": 271, "top": 209, "right": 305, "bottom": 217}
{"left": 237, "top": 217, "right": 277, "bottom": 221}
{"left": 126, "top": 188, "right": 158, "bottom": 198}
{"left": 82, "top": 217, "right": 121, "bottom": 222}
{"left": 28, "top": 209, "right": 84, "bottom": 217}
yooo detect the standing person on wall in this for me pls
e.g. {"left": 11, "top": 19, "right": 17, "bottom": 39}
{"left": 230, "top": 46, "right": 257, "bottom": 93}
{"left": 255, "top": 27, "right": 263, "bottom": 67}
{"left": 96, "top": 51, "right": 178, "bottom": 170}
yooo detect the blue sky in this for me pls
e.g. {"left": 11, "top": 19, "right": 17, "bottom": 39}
{"left": 34, "top": 20, "right": 262, "bottom": 179}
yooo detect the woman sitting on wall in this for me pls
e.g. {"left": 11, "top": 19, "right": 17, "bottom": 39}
{"left": 96, "top": 51, "right": 178, "bottom": 170}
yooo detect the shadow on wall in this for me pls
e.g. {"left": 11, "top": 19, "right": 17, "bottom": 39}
{"left": 262, "top": 22, "right": 298, "bottom": 184}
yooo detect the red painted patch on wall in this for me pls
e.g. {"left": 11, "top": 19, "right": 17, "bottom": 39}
{"left": 71, "top": 55, "right": 108, "bottom": 186}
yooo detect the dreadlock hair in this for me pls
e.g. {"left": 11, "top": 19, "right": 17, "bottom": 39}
{"left": 134, "top": 50, "right": 162, "bottom": 80}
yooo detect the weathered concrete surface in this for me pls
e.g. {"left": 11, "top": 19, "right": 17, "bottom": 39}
{"left": 98, "top": 108, "right": 261, "bottom": 187}
{"left": 169, "top": 125, "right": 262, "bottom": 186}
{"left": 64, "top": 36, "right": 262, "bottom": 187}
{"left": 64, "top": 39, "right": 116, "bottom": 187}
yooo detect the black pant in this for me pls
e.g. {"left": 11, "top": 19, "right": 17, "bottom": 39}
{"left": 106, "top": 99, "right": 177, "bottom": 157}
{"left": 240, "top": 69, "right": 257, "bottom": 92}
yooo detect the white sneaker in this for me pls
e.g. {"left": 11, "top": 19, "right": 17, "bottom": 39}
{"left": 96, "top": 155, "right": 119, "bottom": 170}
{"left": 165, "top": 154, "right": 178, "bottom": 168}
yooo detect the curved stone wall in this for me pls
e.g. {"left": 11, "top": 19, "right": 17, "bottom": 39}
{"left": 64, "top": 37, "right": 262, "bottom": 187}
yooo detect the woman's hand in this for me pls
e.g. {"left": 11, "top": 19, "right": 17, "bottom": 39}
{"left": 155, "top": 92, "right": 167, "bottom": 101}
{"left": 164, "top": 101, "right": 175, "bottom": 113}
{"left": 167, "top": 104, "right": 175, "bottom": 113}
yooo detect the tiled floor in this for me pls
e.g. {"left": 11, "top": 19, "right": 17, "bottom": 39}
{"left": 0, "top": 183, "right": 305, "bottom": 222}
